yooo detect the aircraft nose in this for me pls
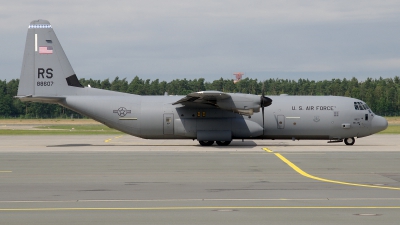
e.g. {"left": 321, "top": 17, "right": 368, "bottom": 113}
{"left": 371, "top": 115, "right": 388, "bottom": 133}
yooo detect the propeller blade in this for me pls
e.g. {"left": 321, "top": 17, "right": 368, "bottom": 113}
{"left": 261, "top": 81, "right": 265, "bottom": 138}
{"left": 260, "top": 81, "right": 272, "bottom": 138}
{"left": 262, "top": 103, "right": 265, "bottom": 137}
{"left": 262, "top": 81, "right": 265, "bottom": 97}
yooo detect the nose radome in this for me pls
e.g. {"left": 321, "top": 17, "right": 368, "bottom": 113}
{"left": 371, "top": 116, "right": 388, "bottom": 133}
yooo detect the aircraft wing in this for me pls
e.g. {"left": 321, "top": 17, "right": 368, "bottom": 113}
{"left": 172, "top": 91, "right": 231, "bottom": 106}
{"left": 173, "top": 91, "right": 272, "bottom": 116}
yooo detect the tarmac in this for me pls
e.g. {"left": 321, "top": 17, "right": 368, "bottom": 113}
{"left": 0, "top": 134, "right": 399, "bottom": 225}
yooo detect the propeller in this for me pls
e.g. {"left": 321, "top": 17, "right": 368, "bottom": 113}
{"left": 260, "top": 82, "right": 272, "bottom": 138}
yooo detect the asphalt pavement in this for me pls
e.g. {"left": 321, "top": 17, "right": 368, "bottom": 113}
{"left": 0, "top": 134, "right": 399, "bottom": 225}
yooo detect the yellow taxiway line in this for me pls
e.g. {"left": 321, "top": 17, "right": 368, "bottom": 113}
{"left": 104, "top": 135, "right": 124, "bottom": 143}
{"left": 263, "top": 148, "right": 400, "bottom": 190}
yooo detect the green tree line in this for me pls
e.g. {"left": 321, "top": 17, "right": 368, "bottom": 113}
{"left": 1, "top": 76, "right": 399, "bottom": 118}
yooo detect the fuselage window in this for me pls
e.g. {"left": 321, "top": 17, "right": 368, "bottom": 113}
{"left": 354, "top": 102, "right": 370, "bottom": 111}
{"left": 358, "top": 102, "right": 364, "bottom": 110}
{"left": 354, "top": 102, "right": 370, "bottom": 110}
{"left": 365, "top": 114, "right": 368, "bottom": 121}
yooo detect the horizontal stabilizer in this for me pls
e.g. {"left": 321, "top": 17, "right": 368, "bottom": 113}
{"left": 15, "top": 95, "right": 65, "bottom": 103}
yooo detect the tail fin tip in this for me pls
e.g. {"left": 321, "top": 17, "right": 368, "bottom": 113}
{"left": 28, "top": 19, "right": 51, "bottom": 28}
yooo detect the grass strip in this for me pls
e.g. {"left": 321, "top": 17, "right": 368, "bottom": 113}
{"left": 35, "top": 125, "right": 115, "bottom": 131}
{"left": 0, "top": 125, "right": 122, "bottom": 135}
{"left": 378, "top": 125, "right": 400, "bottom": 134}
{"left": 0, "top": 130, "right": 122, "bottom": 135}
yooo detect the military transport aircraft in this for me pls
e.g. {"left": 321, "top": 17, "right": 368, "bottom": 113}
{"left": 16, "top": 20, "right": 388, "bottom": 146}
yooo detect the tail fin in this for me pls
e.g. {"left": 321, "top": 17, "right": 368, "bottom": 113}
{"left": 17, "top": 19, "right": 83, "bottom": 101}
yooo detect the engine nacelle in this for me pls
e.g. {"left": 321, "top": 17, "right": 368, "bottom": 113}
{"left": 217, "top": 93, "right": 262, "bottom": 115}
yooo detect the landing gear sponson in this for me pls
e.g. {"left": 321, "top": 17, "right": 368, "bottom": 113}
{"left": 203, "top": 137, "right": 356, "bottom": 146}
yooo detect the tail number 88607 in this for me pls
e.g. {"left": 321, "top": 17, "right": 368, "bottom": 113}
{"left": 37, "top": 81, "right": 54, "bottom": 86}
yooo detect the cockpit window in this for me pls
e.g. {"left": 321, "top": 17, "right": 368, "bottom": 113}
{"left": 354, "top": 102, "right": 369, "bottom": 110}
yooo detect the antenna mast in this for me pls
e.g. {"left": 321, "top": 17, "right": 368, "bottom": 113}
{"left": 233, "top": 72, "right": 244, "bottom": 84}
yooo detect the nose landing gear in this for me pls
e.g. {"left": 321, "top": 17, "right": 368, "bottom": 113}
{"left": 344, "top": 137, "right": 355, "bottom": 145}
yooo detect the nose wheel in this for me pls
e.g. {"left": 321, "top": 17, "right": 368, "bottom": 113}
{"left": 344, "top": 137, "right": 355, "bottom": 145}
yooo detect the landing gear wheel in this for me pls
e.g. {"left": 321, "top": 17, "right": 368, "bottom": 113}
{"left": 199, "top": 141, "right": 214, "bottom": 146}
{"left": 216, "top": 141, "right": 231, "bottom": 146}
{"left": 344, "top": 137, "right": 355, "bottom": 145}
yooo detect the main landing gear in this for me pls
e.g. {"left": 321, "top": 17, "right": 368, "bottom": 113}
{"left": 216, "top": 141, "right": 231, "bottom": 146}
{"left": 344, "top": 137, "right": 355, "bottom": 145}
{"left": 198, "top": 141, "right": 214, "bottom": 146}
{"left": 198, "top": 141, "right": 232, "bottom": 146}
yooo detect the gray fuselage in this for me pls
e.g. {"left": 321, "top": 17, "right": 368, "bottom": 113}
{"left": 60, "top": 87, "right": 387, "bottom": 141}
